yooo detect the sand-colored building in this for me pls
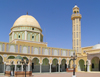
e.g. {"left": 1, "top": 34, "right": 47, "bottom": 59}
{"left": 0, "top": 5, "right": 100, "bottom": 75}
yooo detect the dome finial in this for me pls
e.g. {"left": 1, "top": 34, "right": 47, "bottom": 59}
{"left": 98, "top": 42, "right": 99, "bottom": 44}
{"left": 27, "top": 12, "right": 28, "bottom": 15}
{"left": 74, "top": 4, "right": 78, "bottom": 8}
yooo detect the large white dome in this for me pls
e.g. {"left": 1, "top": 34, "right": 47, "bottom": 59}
{"left": 92, "top": 44, "right": 100, "bottom": 49}
{"left": 13, "top": 15, "right": 41, "bottom": 29}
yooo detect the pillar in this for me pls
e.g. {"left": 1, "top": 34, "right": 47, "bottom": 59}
{"left": 25, "top": 31, "right": 27, "bottom": 40}
{"left": 38, "top": 33, "right": 40, "bottom": 42}
{"left": 15, "top": 65, "right": 16, "bottom": 71}
{"left": 22, "top": 65, "right": 23, "bottom": 71}
{"left": 28, "top": 65, "right": 30, "bottom": 71}
{"left": 59, "top": 64, "right": 60, "bottom": 72}
{"left": 87, "top": 64, "right": 91, "bottom": 72}
{"left": 50, "top": 64, "right": 51, "bottom": 73}
{"left": 12, "top": 32, "right": 14, "bottom": 40}
{"left": 4, "top": 63, "right": 6, "bottom": 74}
{"left": 40, "top": 64, "right": 42, "bottom": 73}
{"left": 67, "top": 64, "right": 69, "bottom": 68}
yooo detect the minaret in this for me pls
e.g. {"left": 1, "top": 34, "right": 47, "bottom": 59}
{"left": 71, "top": 5, "right": 82, "bottom": 53}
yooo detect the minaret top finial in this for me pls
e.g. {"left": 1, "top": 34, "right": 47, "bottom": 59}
{"left": 74, "top": 4, "right": 78, "bottom": 8}
{"left": 27, "top": 12, "right": 28, "bottom": 15}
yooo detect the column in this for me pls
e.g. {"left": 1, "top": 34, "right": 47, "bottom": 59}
{"left": 4, "top": 63, "right": 5, "bottom": 74}
{"left": 67, "top": 64, "right": 69, "bottom": 68}
{"left": 15, "top": 65, "right": 16, "bottom": 71}
{"left": 25, "top": 31, "right": 27, "bottom": 40}
{"left": 59, "top": 64, "right": 60, "bottom": 72}
{"left": 28, "top": 65, "right": 30, "bottom": 71}
{"left": 40, "top": 64, "right": 42, "bottom": 73}
{"left": 87, "top": 64, "right": 90, "bottom": 72}
{"left": 22, "top": 65, "right": 23, "bottom": 71}
{"left": 50, "top": 64, "right": 51, "bottom": 73}
{"left": 38, "top": 33, "right": 40, "bottom": 42}
{"left": 12, "top": 32, "right": 14, "bottom": 40}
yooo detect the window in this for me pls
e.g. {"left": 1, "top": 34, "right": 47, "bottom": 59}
{"left": 77, "top": 25, "right": 78, "bottom": 31}
{"left": 74, "top": 25, "right": 75, "bottom": 31}
{"left": 77, "top": 32, "right": 78, "bottom": 38}
{"left": 74, "top": 11, "right": 76, "bottom": 13}
{"left": 18, "top": 35, "right": 20, "bottom": 38}
{"left": 77, "top": 39, "right": 78, "bottom": 45}
{"left": 74, "top": 32, "right": 75, "bottom": 38}
{"left": 74, "top": 40, "right": 75, "bottom": 46}
{"left": 32, "top": 36, "right": 34, "bottom": 39}
{"left": 32, "top": 28, "right": 34, "bottom": 30}
{"left": 77, "top": 47, "right": 78, "bottom": 52}
{"left": 76, "top": 18, "right": 78, "bottom": 23}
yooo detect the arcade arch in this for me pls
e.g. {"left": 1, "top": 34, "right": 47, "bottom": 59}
{"left": 0, "top": 56, "right": 4, "bottom": 73}
{"left": 60, "top": 59, "right": 67, "bottom": 72}
{"left": 79, "top": 59, "right": 85, "bottom": 71}
{"left": 32, "top": 57, "right": 40, "bottom": 72}
{"left": 52, "top": 58, "right": 58, "bottom": 72}
{"left": 42, "top": 58, "right": 49, "bottom": 72}
{"left": 91, "top": 57, "right": 100, "bottom": 71}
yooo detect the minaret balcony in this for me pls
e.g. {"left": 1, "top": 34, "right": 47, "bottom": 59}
{"left": 71, "top": 14, "right": 82, "bottom": 20}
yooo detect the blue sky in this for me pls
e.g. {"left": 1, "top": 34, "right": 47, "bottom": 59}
{"left": 0, "top": 0, "right": 100, "bottom": 49}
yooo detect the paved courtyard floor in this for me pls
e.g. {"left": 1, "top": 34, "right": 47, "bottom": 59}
{"left": 32, "top": 72, "right": 100, "bottom": 77}
{"left": 0, "top": 72, "right": 100, "bottom": 77}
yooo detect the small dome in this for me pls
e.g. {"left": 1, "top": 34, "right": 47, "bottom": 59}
{"left": 74, "top": 5, "right": 78, "bottom": 8}
{"left": 13, "top": 15, "right": 41, "bottom": 29}
{"left": 92, "top": 44, "right": 100, "bottom": 49}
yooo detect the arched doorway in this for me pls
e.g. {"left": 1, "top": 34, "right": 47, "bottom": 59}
{"left": 69, "top": 59, "right": 73, "bottom": 68}
{"left": 42, "top": 58, "right": 49, "bottom": 72}
{"left": 32, "top": 58, "right": 40, "bottom": 73}
{"left": 60, "top": 59, "right": 66, "bottom": 72}
{"left": 91, "top": 57, "right": 99, "bottom": 71}
{"left": 52, "top": 58, "right": 58, "bottom": 72}
{"left": 0, "top": 56, "right": 4, "bottom": 73}
{"left": 79, "top": 59, "right": 85, "bottom": 71}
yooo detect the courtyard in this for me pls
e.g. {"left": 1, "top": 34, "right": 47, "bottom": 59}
{"left": 0, "top": 72, "right": 100, "bottom": 77}
{"left": 33, "top": 72, "right": 100, "bottom": 77}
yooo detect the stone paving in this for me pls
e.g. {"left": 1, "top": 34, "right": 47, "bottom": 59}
{"left": 32, "top": 72, "right": 100, "bottom": 77}
{"left": 0, "top": 72, "right": 100, "bottom": 77}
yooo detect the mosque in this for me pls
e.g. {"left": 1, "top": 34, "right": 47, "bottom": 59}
{"left": 0, "top": 5, "right": 100, "bottom": 75}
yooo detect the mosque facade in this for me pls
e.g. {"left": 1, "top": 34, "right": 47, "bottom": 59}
{"left": 0, "top": 5, "right": 100, "bottom": 74}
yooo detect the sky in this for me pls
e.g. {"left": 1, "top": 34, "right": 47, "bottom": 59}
{"left": 0, "top": 0, "right": 100, "bottom": 49}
